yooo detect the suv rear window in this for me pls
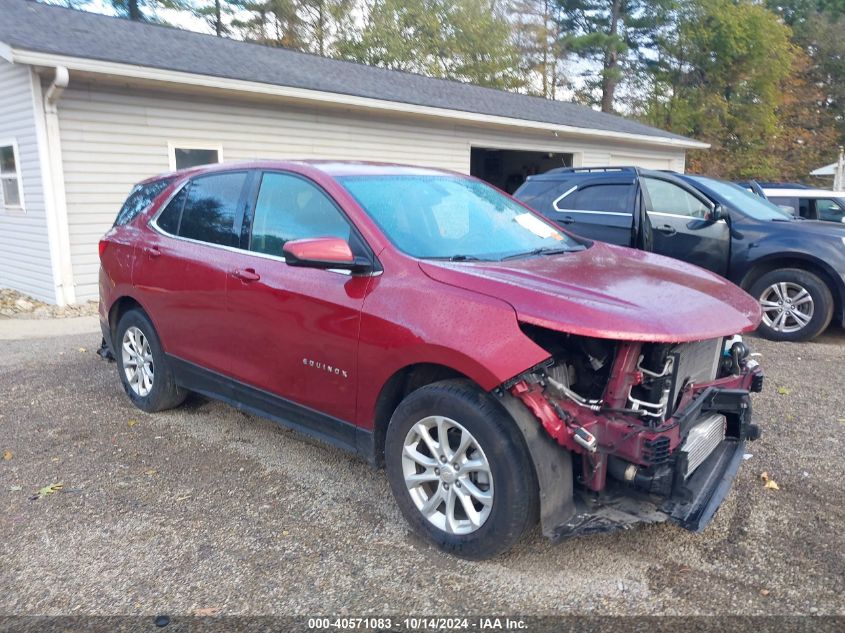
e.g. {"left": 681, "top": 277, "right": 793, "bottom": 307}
{"left": 154, "top": 172, "right": 249, "bottom": 247}
{"left": 115, "top": 179, "right": 172, "bottom": 226}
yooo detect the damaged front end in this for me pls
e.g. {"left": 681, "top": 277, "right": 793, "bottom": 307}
{"left": 499, "top": 325, "right": 764, "bottom": 541}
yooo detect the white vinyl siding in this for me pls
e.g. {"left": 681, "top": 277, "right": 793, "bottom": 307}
{"left": 0, "top": 60, "right": 53, "bottom": 302}
{"left": 56, "top": 80, "right": 687, "bottom": 302}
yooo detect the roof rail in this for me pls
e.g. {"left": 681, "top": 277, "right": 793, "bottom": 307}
{"left": 545, "top": 166, "right": 640, "bottom": 175}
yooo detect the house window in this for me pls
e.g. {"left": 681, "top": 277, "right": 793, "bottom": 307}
{"left": 0, "top": 142, "right": 24, "bottom": 211}
{"left": 169, "top": 144, "right": 222, "bottom": 171}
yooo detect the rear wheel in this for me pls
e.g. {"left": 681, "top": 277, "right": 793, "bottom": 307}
{"left": 115, "top": 308, "right": 187, "bottom": 412}
{"left": 384, "top": 380, "right": 538, "bottom": 559}
{"left": 750, "top": 268, "right": 833, "bottom": 342}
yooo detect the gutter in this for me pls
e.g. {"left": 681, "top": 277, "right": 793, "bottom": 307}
{"left": 8, "top": 47, "right": 710, "bottom": 151}
{"left": 33, "top": 65, "right": 75, "bottom": 305}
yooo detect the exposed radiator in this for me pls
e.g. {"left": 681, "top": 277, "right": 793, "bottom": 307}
{"left": 681, "top": 413, "right": 726, "bottom": 478}
{"left": 671, "top": 338, "right": 723, "bottom": 408}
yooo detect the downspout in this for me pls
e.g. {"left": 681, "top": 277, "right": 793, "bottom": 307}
{"left": 42, "top": 66, "right": 76, "bottom": 306}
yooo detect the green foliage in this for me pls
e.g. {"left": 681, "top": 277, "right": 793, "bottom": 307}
{"left": 231, "top": 0, "right": 355, "bottom": 55}
{"left": 643, "top": 0, "right": 795, "bottom": 178}
{"left": 339, "top": 0, "right": 525, "bottom": 90}
{"left": 559, "top": 0, "right": 676, "bottom": 112}
{"left": 509, "top": 0, "right": 569, "bottom": 98}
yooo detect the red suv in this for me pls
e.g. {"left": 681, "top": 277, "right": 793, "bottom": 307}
{"left": 99, "top": 161, "right": 764, "bottom": 558}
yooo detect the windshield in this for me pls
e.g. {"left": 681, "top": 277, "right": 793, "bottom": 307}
{"left": 686, "top": 176, "right": 793, "bottom": 221}
{"left": 338, "top": 175, "right": 582, "bottom": 260}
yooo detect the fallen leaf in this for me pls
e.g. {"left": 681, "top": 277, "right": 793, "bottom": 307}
{"left": 144, "top": 469, "right": 157, "bottom": 476}
{"left": 78, "top": 347, "right": 87, "bottom": 353}
{"left": 282, "top": 530, "right": 290, "bottom": 537}
{"left": 193, "top": 607, "right": 220, "bottom": 617}
{"left": 776, "top": 387, "right": 791, "bottom": 395}
{"left": 9, "top": 485, "right": 22, "bottom": 491}
{"left": 760, "top": 589, "right": 770, "bottom": 596}
{"left": 760, "top": 472, "right": 769, "bottom": 482}
{"left": 764, "top": 480, "right": 780, "bottom": 490}
{"left": 31, "top": 482, "right": 63, "bottom": 500}
{"left": 51, "top": 457, "right": 59, "bottom": 462}
{"left": 127, "top": 419, "right": 138, "bottom": 427}
{"left": 2, "top": 450, "right": 12, "bottom": 461}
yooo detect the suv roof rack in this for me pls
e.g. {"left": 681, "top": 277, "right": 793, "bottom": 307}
{"left": 545, "top": 166, "right": 641, "bottom": 175}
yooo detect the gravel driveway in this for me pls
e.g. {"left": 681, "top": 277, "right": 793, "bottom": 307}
{"left": 1, "top": 326, "right": 843, "bottom": 618}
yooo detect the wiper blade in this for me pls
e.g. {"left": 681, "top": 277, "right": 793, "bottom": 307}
{"left": 500, "top": 245, "right": 583, "bottom": 261}
{"left": 448, "top": 254, "right": 482, "bottom": 261}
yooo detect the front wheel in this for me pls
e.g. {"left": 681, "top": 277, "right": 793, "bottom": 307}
{"left": 750, "top": 268, "right": 834, "bottom": 342}
{"left": 384, "top": 380, "right": 538, "bottom": 559}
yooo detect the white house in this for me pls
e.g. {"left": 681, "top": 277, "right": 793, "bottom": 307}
{"left": 0, "top": 0, "right": 707, "bottom": 305}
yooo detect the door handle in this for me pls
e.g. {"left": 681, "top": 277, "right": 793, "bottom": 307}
{"left": 233, "top": 268, "right": 261, "bottom": 282}
{"left": 656, "top": 224, "right": 677, "bottom": 236}
{"left": 559, "top": 215, "right": 575, "bottom": 225}
{"left": 143, "top": 246, "right": 161, "bottom": 258}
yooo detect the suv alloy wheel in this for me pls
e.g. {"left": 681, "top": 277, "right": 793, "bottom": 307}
{"left": 385, "top": 380, "right": 539, "bottom": 559}
{"left": 750, "top": 268, "right": 834, "bottom": 342}
{"left": 115, "top": 309, "right": 187, "bottom": 412}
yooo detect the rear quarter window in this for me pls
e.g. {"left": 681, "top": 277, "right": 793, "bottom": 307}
{"left": 115, "top": 179, "right": 172, "bottom": 226}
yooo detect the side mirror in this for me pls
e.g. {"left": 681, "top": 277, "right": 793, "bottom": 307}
{"left": 282, "top": 237, "right": 371, "bottom": 273}
{"left": 707, "top": 204, "right": 725, "bottom": 222}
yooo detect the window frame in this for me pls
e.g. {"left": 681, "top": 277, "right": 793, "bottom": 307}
{"left": 552, "top": 182, "right": 636, "bottom": 216}
{"left": 167, "top": 142, "right": 223, "bottom": 172}
{"left": 640, "top": 175, "right": 716, "bottom": 220}
{"left": 0, "top": 139, "right": 25, "bottom": 213}
{"left": 149, "top": 170, "right": 252, "bottom": 250}
{"left": 241, "top": 169, "right": 377, "bottom": 268}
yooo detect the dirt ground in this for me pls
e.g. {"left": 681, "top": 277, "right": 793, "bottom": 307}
{"left": 1, "top": 326, "right": 843, "bottom": 618}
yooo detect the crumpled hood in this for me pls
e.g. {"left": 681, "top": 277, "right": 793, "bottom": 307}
{"left": 419, "top": 242, "right": 761, "bottom": 342}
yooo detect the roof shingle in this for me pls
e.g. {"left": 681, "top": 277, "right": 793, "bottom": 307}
{"left": 0, "top": 0, "right": 692, "bottom": 143}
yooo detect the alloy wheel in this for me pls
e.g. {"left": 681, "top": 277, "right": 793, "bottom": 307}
{"left": 122, "top": 326, "right": 154, "bottom": 397}
{"left": 759, "top": 282, "right": 814, "bottom": 334}
{"left": 401, "top": 415, "right": 494, "bottom": 535}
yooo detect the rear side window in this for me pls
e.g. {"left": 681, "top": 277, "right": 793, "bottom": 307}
{"left": 115, "top": 179, "right": 172, "bottom": 226}
{"left": 556, "top": 184, "right": 633, "bottom": 214}
{"left": 155, "top": 172, "right": 248, "bottom": 246}
{"left": 768, "top": 196, "right": 799, "bottom": 215}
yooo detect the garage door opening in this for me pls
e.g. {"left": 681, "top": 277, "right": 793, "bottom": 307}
{"left": 470, "top": 147, "right": 573, "bottom": 194}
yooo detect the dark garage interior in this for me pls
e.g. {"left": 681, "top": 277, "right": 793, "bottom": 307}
{"left": 470, "top": 147, "right": 574, "bottom": 193}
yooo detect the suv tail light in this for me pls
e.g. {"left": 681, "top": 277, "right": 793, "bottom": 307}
{"left": 98, "top": 239, "right": 108, "bottom": 259}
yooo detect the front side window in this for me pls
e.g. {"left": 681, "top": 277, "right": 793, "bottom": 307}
{"left": 556, "top": 184, "right": 633, "bottom": 214}
{"left": 642, "top": 178, "right": 710, "bottom": 218}
{"left": 172, "top": 146, "right": 221, "bottom": 171}
{"left": 156, "top": 172, "right": 247, "bottom": 246}
{"left": 0, "top": 143, "right": 23, "bottom": 210}
{"left": 250, "top": 173, "right": 351, "bottom": 256}
{"left": 338, "top": 175, "right": 582, "bottom": 260}
{"left": 115, "top": 179, "right": 172, "bottom": 226}
{"left": 815, "top": 199, "right": 845, "bottom": 222}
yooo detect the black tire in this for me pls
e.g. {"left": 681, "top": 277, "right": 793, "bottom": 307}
{"left": 749, "top": 268, "right": 834, "bottom": 342}
{"left": 114, "top": 308, "right": 187, "bottom": 412}
{"left": 385, "top": 380, "right": 539, "bottom": 559}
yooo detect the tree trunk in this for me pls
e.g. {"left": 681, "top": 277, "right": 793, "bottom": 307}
{"left": 215, "top": 0, "right": 222, "bottom": 36}
{"left": 128, "top": 0, "right": 142, "bottom": 21}
{"left": 600, "top": 0, "right": 622, "bottom": 113}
